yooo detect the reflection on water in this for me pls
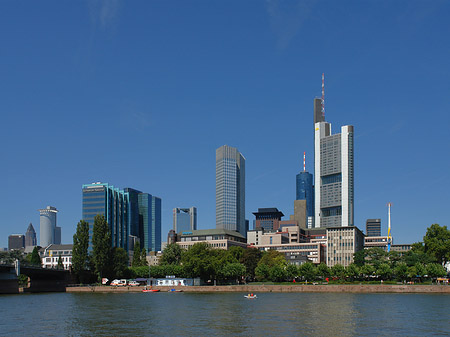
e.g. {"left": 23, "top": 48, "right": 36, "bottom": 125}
{"left": 1, "top": 292, "right": 449, "bottom": 336}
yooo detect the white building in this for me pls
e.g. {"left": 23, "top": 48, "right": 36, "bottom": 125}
{"left": 40, "top": 244, "right": 73, "bottom": 270}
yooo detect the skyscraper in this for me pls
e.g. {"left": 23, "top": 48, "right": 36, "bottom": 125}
{"left": 138, "top": 193, "right": 162, "bottom": 252}
{"left": 25, "top": 223, "right": 37, "bottom": 247}
{"left": 314, "top": 96, "right": 354, "bottom": 228}
{"left": 38, "top": 206, "right": 59, "bottom": 247}
{"left": 173, "top": 207, "right": 197, "bottom": 233}
{"left": 82, "top": 183, "right": 129, "bottom": 251}
{"left": 296, "top": 153, "right": 314, "bottom": 227}
{"left": 216, "top": 145, "right": 246, "bottom": 237}
{"left": 366, "top": 219, "right": 381, "bottom": 236}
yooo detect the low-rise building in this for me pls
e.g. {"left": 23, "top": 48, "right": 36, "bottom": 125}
{"left": 364, "top": 236, "right": 390, "bottom": 249}
{"left": 326, "top": 226, "right": 364, "bottom": 267}
{"left": 252, "top": 242, "right": 325, "bottom": 264}
{"left": 41, "top": 244, "right": 73, "bottom": 270}
{"left": 176, "top": 229, "right": 247, "bottom": 250}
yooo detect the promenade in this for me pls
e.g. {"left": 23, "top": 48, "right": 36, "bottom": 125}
{"left": 66, "top": 284, "right": 450, "bottom": 294}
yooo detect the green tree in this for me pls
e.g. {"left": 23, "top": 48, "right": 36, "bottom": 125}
{"left": 91, "top": 214, "right": 112, "bottom": 281}
{"left": 376, "top": 263, "right": 392, "bottom": 280}
{"left": 72, "top": 220, "right": 90, "bottom": 281}
{"left": 160, "top": 243, "right": 183, "bottom": 265}
{"left": 394, "top": 262, "right": 408, "bottom": 281}
{"left": 353, "top": 249, "right": 366, "bottom": 267}
{"left": 30, "top": 246, "right": 41, "bottom": 266}
{"left": 365, "top": 247, "right": 387, "bottom": 269}
{"left": 57, "top": 254, "right": 64, "bottom": 269}
{"left": 112, "top": 247, "right": 129, "bottom": 279}
{"left": 402, "top": 243, "right": 434, "bottom": 266}
{"left": 141, "top": 248, "right": 148, "bottom": 266}
{"left": 361, "top": 264, "right": 375, "bottom": 280}
{"left": 240, "top": 248, "right": 262, "bottom": 279}
{"left": 269, "top": 265, "right": 287, "bottom": 282}
{"left": 255, "top": 263, "right": 270, "bottom": 281}
{"left": 299, "top": 262, "right": 317, "bottom": 282}
{"left": 346, "top": 263, "right": 360, "bottom": 281}
{"left": 414, "top": 262, "right": 426, "bottom": 278}
{"left": 181, "top": 243, "right": 216, "bottom": 282}
{"left": 285, "top": 264, "right": 298, "bottom": 281}
{"left": 426, "top": 263, "right": 447, "bottom": 278}
{"left": 259, "top": 250, "right": 286, "bottom": 268}
{"left": 317, "top": 263, "right": 330, "bottom": 279}
{"left": 221, "top": 263, "right": 246, "bottom": 282}
{"left": 423, "top": 224, "right": 450, "bottom": 265}
{"left": 132, "top": 241, "right": 142, "bottom": 267}
{"left": 330, "top": 264, "right": 346, "bottom": 280}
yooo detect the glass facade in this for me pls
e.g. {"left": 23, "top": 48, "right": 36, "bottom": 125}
{"left": 296, "top": 171, "right": 314, "bottom": 218}
{"left": 138, "top": 193, "right": 162, "bottom": 252}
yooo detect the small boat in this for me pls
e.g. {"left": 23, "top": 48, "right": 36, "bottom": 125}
{"left": 168, "top": 289, "right": 183, "bottom": 292}
{"left": 244, "top": 294, "right": 257, "bottom": 299}
{"left": 142, "top": 288, "right": 160, "bottom": 293}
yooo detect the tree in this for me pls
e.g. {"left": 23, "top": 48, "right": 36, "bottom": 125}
{"left": 423, "top": 224, "right": 450, "bottom": 265}
{"left": 269, "top": 265, "right": 287, "bottom": 282}
{"left": 91, "top": 214, "right": 112, "bottom": 281}
{"left": 221, "top": 263, "right": 246, "bottom": 282}
{"left": 57, "top": 254, "right": 64, "bottom": 269}
{"left": 30, "top": 246, "right": 41, "bottom": 266}
{"left": 353, "top": 250, "right": 366, "bottom": 267}
{"left": 317, "top": 263, "right": 330, "bottom": 279}
{"left": 255, "top": 263, "right": 270, "bottom": 282}
{"left": 365, "top": 248, "right": 387, "bottom": 269}
{"left": 112, "top": 247, "right": 129, "bottom": 279}
{"left": 160, "top": 243, "right": 183, "bottom": 265}
{"left": 141, "top": 247, "right": 148, "bottom": 266}
{"left": 285, "top": 264, "right": 298, "bottom": 281}
{"left": 426, "top": 263, "right": 447, "bottom": 278}
{"left": 132, "top": 241, "right": 142, "bottom": 267}
{"left": 376, "top": 263, "right": 392, "bottom": 280}
{"left": 361, "top": 264, "right": 375, "bottom": 280}
{"left": 72, "top": 220, "right": 90, "bottom": 281}
{"left": 346, "top": 263, "right": 360, "bottom": 281}
{"left": 394, "top": 262, "right": 408, "bottom": 281}
{"left": 330, "top": 264, "right": 345, "bottom": 280}
{"left": 299, "top": 262, "right": 317, "bottom": 282}
{"left": 259, "top": 250, "right": 286, "bottom": 268}
{"left": 240, "top": 248, "right": 262, "bottom": 279}
{"left": 181, "top": 243, "right": 216, "bottom": 282}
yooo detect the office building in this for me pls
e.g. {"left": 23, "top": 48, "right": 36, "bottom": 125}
{"left": 314, "top": 96, "right": 354, "bottom": 228}
{"left": 138, "top": 193, "right": 162, "bottom": 252}
{"left": 176, "top": 229, "right": 247, "bottom": 250}
{"left": 38, "top": 206, "right": 59, "bottom": 247}
{"left": 216, "top": 145, "right": 246, "bottom": 237}
{"left": 296, "top": 154, "right": 314, "bottom": 226}
{"left": 253, "top": 208, "right": 284, "bottom": 232}
{"left": 40, "top": 244, "right": 73, "bottom": 270}
{"left": 366, "top": 219, "right": 381, "bottom": 236}
{"left": 82, "top": 183, "right": 129, "bottom": 251}
{"left": 8, "top": 234, "right": 25, "bottom": 250}
{"left": 124, "top": 187, "right": 142, "bottom": 238}
{"left": 326, "top": 226, "right": 364, "bottom": 267}
{"left": 25, "top": 223, "right": 37, "bottom": 247}
{"left": 173, "top": 207, "right": 197, "bottom": 233}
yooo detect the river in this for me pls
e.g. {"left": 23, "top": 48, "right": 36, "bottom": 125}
{"left": 1, "top": 292, "right": 449, "bottom": 336}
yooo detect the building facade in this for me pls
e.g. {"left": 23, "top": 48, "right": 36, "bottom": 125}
{"left": 138, "top": 193, "right": 162, "bottom": 252}
{"left": 8, "top": 235, "right": 25, "bottom": 250}
{"left": 25, "top": 223, "right": 37, "bottom": 248}
{"left": 38, "top": 206, "right": 60, "bottom": 247}
{"left": 314, "top": 97, "right": 354, "bottom": 228}
{"left": 326, "top": 226, "right": 364, "bottom": 267}
{"left": 216, "top": 145, "right": 246, "bottom": 237}
{"left": 40, "top": 244, "right": 73, "bottom": 270}
{"left": 82, "top": 183, "right": 129, "bottom": 251}
{"left": 296, "top": 170, "right": 314, "bottom": 226}
{"left": 366, "top": 219, "right": 381, "bottom": 237}
{"left": 176, "top": 229, "right": 247, "bottom": 250}
{"left": 253, "top": 208, "right": 284, "bottom": 232}
{"left": 173, "top": 207, "right": 197, "bottom": 233}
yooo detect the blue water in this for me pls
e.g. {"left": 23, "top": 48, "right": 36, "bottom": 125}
{"left": 0, "top": 292, "right": 449, "bottom": 336}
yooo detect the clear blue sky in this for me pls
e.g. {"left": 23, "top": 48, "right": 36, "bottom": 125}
{"left": 1, "top": 0, "right": 449, "bottom": 248}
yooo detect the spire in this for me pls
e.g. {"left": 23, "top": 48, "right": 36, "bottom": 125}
{"left": 303, "top": 152, "right": 306, "bottom": 172}
{"left": 321, "top": 73, "right": 325, "bottom": 119}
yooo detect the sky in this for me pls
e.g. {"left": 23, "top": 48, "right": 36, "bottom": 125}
{"left": 1, "top": 0, "right": 449, "bottom": 248}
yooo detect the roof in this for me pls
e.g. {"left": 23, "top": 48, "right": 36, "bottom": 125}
{"left": 178, "top": 228, "right": 246, "bottom": 239}
{"left": 46, "top": 244, "right": 73, "bottom": 250}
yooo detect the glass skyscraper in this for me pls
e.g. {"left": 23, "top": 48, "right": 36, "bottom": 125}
{"left": 138, "top": 193, "right": 162, "bottom": 252}
{"left": 216, "top": 145, "right": 246, "bottom": 237}
{"left": 82, "top": 183, "right": 129, "bottom": 251}
{"left": 296, "top": 171, "right": 314, "bottom": 219}
{"left": 173, "top": 207, "right": 197, "bottom": 233}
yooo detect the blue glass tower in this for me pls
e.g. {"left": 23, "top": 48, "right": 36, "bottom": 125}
{"left": 296, "top": 171, "right": 314, "bottom": 218}
{"left": 138, "top": 193, "right": 162, "bottom": 252}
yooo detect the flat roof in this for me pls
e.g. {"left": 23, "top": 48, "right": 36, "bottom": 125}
{"left": 179, "top": 228, "right": 246, "bottom": 239}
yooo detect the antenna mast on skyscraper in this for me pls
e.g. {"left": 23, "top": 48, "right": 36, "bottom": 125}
{"left": 321, "top": 73, "right": 325, "bottom": 118}
{"left": 303, "top": 152, "right": 306, "bottom": 172}
{"left": 387, "top": 202, "right": 392, "bottom": 252}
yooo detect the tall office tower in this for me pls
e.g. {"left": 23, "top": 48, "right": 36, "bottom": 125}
{"left": 138, "top": 193, "right": 162, "bottom": 252}
{"left": 82, "top": 183, "right": 129, "bottom": 251}
{"left": 25, "top": 223, "right": 37, "bottom": 247}
{"left": 8, "top": 234, "right": 25, "bottom": 250}
{"left": 173, "top": 207, "right": 197, "bottom": 233}
{"left": 38, "top": 206, "right": 58, "bottom": 247}
{"left": 296, "top": 153, "right": 314, "bottom": 227}
{"left": 216, "top": 145, "right": 246, "bottom": 237}
{"left": 124, "top": 188, "right": 143, "bottom": 238}
{"left": 366, "top": 219, "right": 381, "bottom": 236}
{"left": 314, "top": 94, "right": 354, "bottom": 228}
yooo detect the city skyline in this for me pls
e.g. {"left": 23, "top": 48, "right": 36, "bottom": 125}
{"left": 1, "top": 1, "right": 450, "bottom": 247}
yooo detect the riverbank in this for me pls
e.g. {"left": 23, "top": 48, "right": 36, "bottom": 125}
{"left": 66, "top": 284, "right": 450, "bottom": 293}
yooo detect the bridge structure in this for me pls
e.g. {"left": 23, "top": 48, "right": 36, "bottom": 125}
{"left": 0, "top": 263, "right": 70, "bottom": 294}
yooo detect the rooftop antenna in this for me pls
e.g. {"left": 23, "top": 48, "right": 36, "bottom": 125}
{"left": 321, "top": 73, "right": 325, "bottom": 118}
{"left": 303, "top": 152, "right": 306, "bottom": 172}
{"left": 387, "top": 202, "right": 392, "bottom": 252}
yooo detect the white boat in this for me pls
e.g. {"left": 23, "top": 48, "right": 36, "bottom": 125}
{"left": 244, "top": 294, "right": 257, "bottom": 299}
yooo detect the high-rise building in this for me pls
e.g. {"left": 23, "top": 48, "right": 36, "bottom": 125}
{"left": 253, "top": 208, "right": 284, "bottom": 232}
{"left": 314, "top": 96, "right": 354, "bottom": 228}
{"left": 138, "top": 193, "right": 162, "bottom": 252}
{"left": 38, "top": 206, "right": 58, "bottom": 247}
{"left": 82, "top": 183, "right": 129, "bottom": 251}
{"left": 25, "top": 223, "right": 37, "bottom": 247}
{"left": 296, "top": 153, "right": 314, "bottom": 227}
{"left": 216, "top": 145, "right": 246, "bottom": 237}
{"left": 173, "top": 207, "right": 197, "bottom": 233}
{"left": 124, "top": 187, "right": 142, "bottom": 238}
{"left": 8, "top": 234, "right": 25, "bottom": 250}
{"left": 366, "top": 219, "right": 381, "bottom": 236}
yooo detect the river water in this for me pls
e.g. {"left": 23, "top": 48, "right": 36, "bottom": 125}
{"left": 1, "top": 292, "right": 449, "bottom": 336}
